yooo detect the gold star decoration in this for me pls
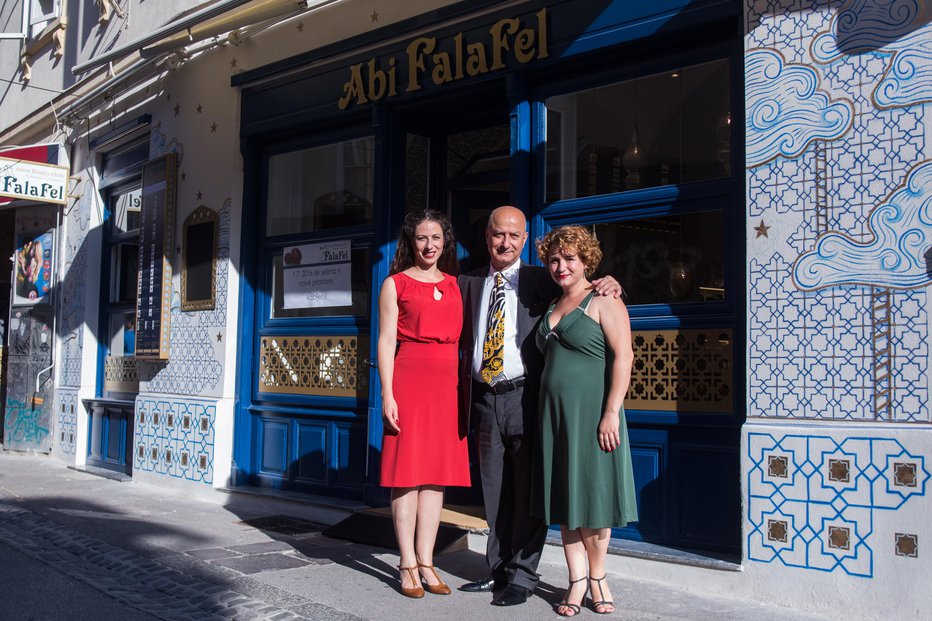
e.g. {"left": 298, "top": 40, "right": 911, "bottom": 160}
{"left": 197, "top": 190, "right": 203, "bottom": 200}
{"left": 370, "top": 10, "right": 379, "bottom": 22}
{"left": 210, "top": 122, "right": 217, "bottom": 133}
{"left": 828, "top": 459, "right": 850, "bottom": 483}
{"left": 754, "top": 219, "right": 770, "bottom": 238}
{"left": 894, "top": 462, "right": 917, "bottom": 487}
{"left": 196, "top": 104, "right": 203, "bottom": 114}
{"left": 895, "top": 533, "right": 918, "bottom": 557}
{"left": 216, "top": 332, "right": 223, "bottom": 342}
{"left": 296, "top": 21, "right": 304, "bottom": 32}
{"left": 230, "top": 57, "right": 238, "bottom": 68}
{"left": 828, "top": 526, "right": 850, "bottom": 550}
{"left": 174, "top": 103, "right": 180, "bottom": 116}
{"left": 767, "top": 520, "right": 788, "bottom": 543}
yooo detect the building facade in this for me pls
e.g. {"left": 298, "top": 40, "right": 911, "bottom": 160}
{"left": 0, "top": 1, "right": 928, "bottom": 618}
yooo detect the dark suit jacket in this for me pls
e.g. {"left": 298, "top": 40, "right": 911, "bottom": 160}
{"left": 458, "top": 263, "right": 560, "bottom": 434}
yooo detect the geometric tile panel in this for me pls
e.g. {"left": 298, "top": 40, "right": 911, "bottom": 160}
{"left": 748, "top": 432, "right": 929, "bottom": 576}
{"left": 626, "top": 329, "right": 733, "bottom": 413}
{"left": 745, "top": 1, "right": 930, "bottom": 422}
{"left": 54, "top": 389, "right": 78, "bottom": 456}
{"left": 139, "top": 200, "right": 229, "bottom": 397}
{"left": 133, "top": 396, "right": 216, "bottom": 484}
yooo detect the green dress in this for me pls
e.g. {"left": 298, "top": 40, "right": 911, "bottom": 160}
{"left": 532, "top": 291, "right": 638, "bottom": 529}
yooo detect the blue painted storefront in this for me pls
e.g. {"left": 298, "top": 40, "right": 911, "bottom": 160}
{"left": 232, "top": 0, "right": 745, "bottom": 555}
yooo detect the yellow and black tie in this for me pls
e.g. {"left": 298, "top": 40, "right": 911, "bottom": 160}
{"left": 480, "top": 272, "right": 506, "bottom": 385}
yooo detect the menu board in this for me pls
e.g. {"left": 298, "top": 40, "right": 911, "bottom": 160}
{"left": 135, "top": 153, "right": 177, "bottom": 359}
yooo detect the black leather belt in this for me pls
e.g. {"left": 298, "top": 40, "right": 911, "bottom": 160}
{"left": 476, "top": 377, "right": 525, "bottom": 395}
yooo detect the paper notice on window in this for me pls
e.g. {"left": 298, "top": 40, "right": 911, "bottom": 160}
{"left": 282, "top": 240, "right": 352, "bottom": 309}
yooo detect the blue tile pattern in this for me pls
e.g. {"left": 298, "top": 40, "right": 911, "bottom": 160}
{"left": 745, "top": 1, "right": 930, "bottom": 422}
{"left": 139, "top": 200, "right": 229, "bottom": 396}
{"left": 133, "top": 396, "right": 215, "bottom": 483}
{"left": 54, "top": 389, "right": 78, "bottom": 456}
{"left": 748, "top": 432, "right": 928, "bottom": 576}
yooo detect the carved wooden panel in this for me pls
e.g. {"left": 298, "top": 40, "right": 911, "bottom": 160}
{"left": 258, "top": 335, "right": 368, "bottom": 398}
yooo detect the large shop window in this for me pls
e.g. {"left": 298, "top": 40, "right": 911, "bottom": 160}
{"left": 98, "top": 136, "right": 148, "bottom": 397}
{"left": 545, "top": 59, "right": 730, "bottom": 202}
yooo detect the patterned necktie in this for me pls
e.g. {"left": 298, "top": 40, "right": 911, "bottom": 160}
{"left": 480, "top": 272, "right": 506, "bottom": 385}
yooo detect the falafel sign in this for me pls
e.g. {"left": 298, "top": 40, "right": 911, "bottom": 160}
{"left": 337, "top": 8, "right": 549, "bottom": 110}
{"left": 282, "top": 240, "right": 352, "bottom": 309}
{"left": 0, "top": 156, "right": 69, "bottom": 205}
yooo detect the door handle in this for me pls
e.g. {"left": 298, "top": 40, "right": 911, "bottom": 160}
{"left": 363, "top": 358, "right": 377, "bottom": 369}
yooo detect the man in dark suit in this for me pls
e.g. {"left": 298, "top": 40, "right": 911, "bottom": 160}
{"left": 458, "top": 206, "right": 618, "bottom": 606}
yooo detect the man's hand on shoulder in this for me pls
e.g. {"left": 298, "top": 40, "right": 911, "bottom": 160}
{"left": 591, "top": 274, "right": 623, "bottom": 299}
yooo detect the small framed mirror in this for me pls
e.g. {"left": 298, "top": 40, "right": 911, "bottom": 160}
{"left": 181, "top": 206, "right": 217, "bottom": 311}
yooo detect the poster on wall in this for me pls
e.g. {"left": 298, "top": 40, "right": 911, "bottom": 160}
{"left": 14, "top": 230, "right": 54, "bottom": 305}
{"left": 282, "top": 240, "right": 352, "bottom": 309}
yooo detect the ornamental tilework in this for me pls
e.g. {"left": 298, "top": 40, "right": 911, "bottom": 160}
{"left": 745, "top": 0, "right": 930, "bottom": 422}
{"left": 133, "top": 397, "right": 215, "bottom": 484}
{"left": 58, "top": 182, "right": 92, "bottom": 388}
{"left": 748, "top": 432, "right": 929, "bottom": 576}
{"left": 139, "top": 200, "right": 229, "bottom": 397}
{"left": 54, "top": 389, "right": 78, "bottom": 456}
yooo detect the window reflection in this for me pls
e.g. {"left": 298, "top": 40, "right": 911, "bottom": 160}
{"left": 546, "top": 59, "right": 731, "bottom": 201}
{"left": 592, "top": 212, "right": 725, "bottom": 306}
{"left": 267, "top": 137, "right": 374, "bottom": 235}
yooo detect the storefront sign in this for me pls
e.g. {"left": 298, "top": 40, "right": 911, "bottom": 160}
{"left": 338, "top": 8, "right": 549, "bottom": 110}
{"left": 135, "top": 153, "right": 177, "bottom": 360}
{"left": 282, "top": 240, "right": 352, "bottom": 309}
{"left": 0, "top": 156, "right": 68, "bottom": 205}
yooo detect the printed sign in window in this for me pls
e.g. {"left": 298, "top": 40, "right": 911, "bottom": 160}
{"left": 282, "top": 240, "right": 352, "bottom": 309}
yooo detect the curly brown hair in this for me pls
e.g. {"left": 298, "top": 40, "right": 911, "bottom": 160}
{"left": 389, "top": 209, "right": 459, "bottom": 275}
{"left": 536, "top": 225, "right": 602, "bottom": 276}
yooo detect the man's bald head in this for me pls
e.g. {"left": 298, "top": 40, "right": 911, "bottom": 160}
{"left": 485, "top": 206, "right": 529, "bottom": 271}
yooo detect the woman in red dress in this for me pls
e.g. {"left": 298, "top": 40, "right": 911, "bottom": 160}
{"left": 378, "top": 209, "right": 470, "bottom": 598}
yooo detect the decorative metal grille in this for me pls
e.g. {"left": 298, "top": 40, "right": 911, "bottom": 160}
{"left": 625, "top": 329, "right": 733, "bottom": 413}
{"left": 104, "top": 355, "right": 139, "bottom": 394}
{"left": 258, "top": 335, "right": 368, "bottom": 398}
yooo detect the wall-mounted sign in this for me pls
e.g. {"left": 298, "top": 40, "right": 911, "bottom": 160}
{"left": 13, "top": 230, "right": 54, "bottom": 305}
{"left": 0, "top": 156, "right": 69, "bottom": 205}
{"left": 282, "top": 239, "right": 352, "bottom": 309}
{"left": 135, "top": 153, "right": 177, "bottom": 359}
{"left": 338, "top": 8, "right": 549, "bottom": 110}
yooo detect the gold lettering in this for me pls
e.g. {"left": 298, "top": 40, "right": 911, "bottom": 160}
{"left": 537, "top": 8, "right": 549, "bottom": 60}
{"left": 338, "top": 63, "right": 368, "bottom": 110}
{"left": 489, "top": 18, "right": 519, "bottom": 70}
{"left": 388, "top": 57, "right": 398, "bottom": 96}
{"left": 465, "top": 42, "right": 488, "bottom": 76}
{"left": 406, "top": 36, "right": 436, "bottom": 92}
{"left": 367, "top": 59, "right": 388, "bottom": 101}
{"left": 431, "top": 51, "right": 454, "bottom": 84}
{"left": 453, "top": 32, "right": 464, "bottom": 79}
{"left": 514, "top": 29, "right": 535, "bottom": 63}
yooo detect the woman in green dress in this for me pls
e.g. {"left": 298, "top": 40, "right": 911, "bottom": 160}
{"left": 533, "top": 226, "right": 638, "bottom": 617}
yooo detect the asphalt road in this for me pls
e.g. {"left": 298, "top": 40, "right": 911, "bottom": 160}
{"left": 0, "top": 540, "right": 161, "bottom": 621}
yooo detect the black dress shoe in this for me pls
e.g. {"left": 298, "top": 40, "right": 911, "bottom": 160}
{"left": 491, "top": 584, "right": 531, "bottom": 606}
{"left": 459, "top": 574, "right": 500, "bottom": 592}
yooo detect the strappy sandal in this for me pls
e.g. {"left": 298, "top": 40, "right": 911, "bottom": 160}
{"left": 398, "top": 564, "right": 425, "bottom": 598}
{"left": 555, "top": 576, "right": 586, "bottom": 617}
{"left": 589, "top": 575, "right": 615, "bottom": 614}
{"left": 418, "top": 563, "right": 452, "bottom": 595}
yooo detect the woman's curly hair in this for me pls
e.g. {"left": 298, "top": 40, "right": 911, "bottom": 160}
{"left": 536, "top": 225, "right": 602, "bottom": 277}
{"left": 389, "top": 209, "right": 459, "bottom": 275}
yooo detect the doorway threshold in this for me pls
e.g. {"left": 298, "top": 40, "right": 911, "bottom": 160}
{"left": 546, "top": 531, "right": 742, "bottom": 572}
{"left": 68, "top": 464, "right": 132, "bottom": 482}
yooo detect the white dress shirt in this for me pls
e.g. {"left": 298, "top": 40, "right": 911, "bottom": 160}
{"left": 472, "top": 262, "right": 525, "bottom": 382}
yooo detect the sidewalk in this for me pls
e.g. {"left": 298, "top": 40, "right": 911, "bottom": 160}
{"left": 0, "top": 452, "right": 829, "bottom": 621}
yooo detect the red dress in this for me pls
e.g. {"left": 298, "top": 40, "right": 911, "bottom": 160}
{"left": 380, "top": 272, "right": 470, "bottom": 487}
